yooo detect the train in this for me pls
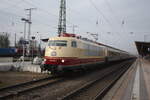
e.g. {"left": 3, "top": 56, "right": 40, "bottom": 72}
{"left": 40, "top": 33, "right": 134, "bottom": 74}
{"left": 0, "top": 48, "right": 40, "bottom": 57}
{"left": 0, "top": 48, "right": 16, "bottom": 57}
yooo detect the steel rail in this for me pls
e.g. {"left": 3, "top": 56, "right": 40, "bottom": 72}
{"left": 93, "top": 62, "right": 132, "bottom": 100}
{"left": 0, "top": 76, "right": 64, "bottom": 99}
{"left": 60, "top": 60, "right": 133, "bottom": 100}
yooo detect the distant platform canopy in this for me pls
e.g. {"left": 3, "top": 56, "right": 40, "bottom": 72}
{"left": 135, "top": 41, "right": 150, "bottom": 57}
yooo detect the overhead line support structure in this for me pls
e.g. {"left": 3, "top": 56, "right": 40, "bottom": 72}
{"left": 58, "top": 0, "right": 66, "bottom": 36}
{"left": 25, "top": 8, "right": 36, "bottom": 57}
{"left": 25, "top": 8, "right": 36, "bottom": 41}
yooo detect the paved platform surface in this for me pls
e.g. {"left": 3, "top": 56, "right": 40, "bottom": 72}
{"left": 103, "top": 58, "right": 150, "bottom": 100}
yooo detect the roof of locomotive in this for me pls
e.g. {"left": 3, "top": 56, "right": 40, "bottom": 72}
{"left": 48, "top": 36, "right": 100, "bottom": 47}
{"left": 48, "top": 37, "right": 125, "bottom": 53}
{"left": 45, "top": 33, "right": 129, "bottom": 54}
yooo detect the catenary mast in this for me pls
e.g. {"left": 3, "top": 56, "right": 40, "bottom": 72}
{"left": 58, "top": 0, "right": 66, "bottom": 36}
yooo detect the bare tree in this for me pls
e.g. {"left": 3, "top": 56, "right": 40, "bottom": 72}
{"left": 0, "top": 33, "right": 10, "bottom": 48}
{"left": 16, "top": 37, "right": 24, "bottom": 48}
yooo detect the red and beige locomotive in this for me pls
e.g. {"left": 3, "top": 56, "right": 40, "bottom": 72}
{"left": 41, "top": 33, "right": 131, "bottom": 73}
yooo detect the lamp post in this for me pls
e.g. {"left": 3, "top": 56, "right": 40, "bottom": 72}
{"left": 31, "top": 36, "right": 35, "bottom": 63}
{"left": 21, "top": 18, "right": 29, "bottom": 39}
{"left": 36, "top": 32, "right": 41, "bottom": 56}
{"left": 14, "top": 33, "right": 16, "bottom": 47}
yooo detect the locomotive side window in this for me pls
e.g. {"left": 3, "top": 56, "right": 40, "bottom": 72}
{"left": 48, "top": 40, "right": 67, "bottom": 46}
{"left": 71, "top": 41, "right": 77, "bottom": 48}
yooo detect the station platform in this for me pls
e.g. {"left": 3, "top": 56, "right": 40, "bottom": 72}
{"left": 103, "top": 58, "right": 150, "bottom": 100}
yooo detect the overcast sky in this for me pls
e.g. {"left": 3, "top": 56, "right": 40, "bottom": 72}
{"left": 0, "top": 0, "right": 150, "bottom": 55}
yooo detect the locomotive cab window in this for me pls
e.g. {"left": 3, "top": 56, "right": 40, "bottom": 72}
{"left": 71, "top": 41, "right": 77, "bottom": 48}
{"left": 48, "top": 40, "right": 67, "bottom": 46}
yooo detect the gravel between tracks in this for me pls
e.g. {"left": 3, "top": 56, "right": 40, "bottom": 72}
{"left": 68, "top": 68, "right": 126, "bottom": 100}
{"left": 0, "top": 71, "right": 49, "bottom": 88}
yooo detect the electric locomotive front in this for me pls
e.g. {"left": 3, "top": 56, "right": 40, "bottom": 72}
{"left": 41, "top": 35, "right": 107, "bottom": 73}
{"left": 43, "top": 37, "right": 65, "bottom": 71}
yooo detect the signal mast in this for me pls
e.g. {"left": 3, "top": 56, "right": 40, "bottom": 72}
{"left": 58, "top": 0, "right": 66, "bottom": 36}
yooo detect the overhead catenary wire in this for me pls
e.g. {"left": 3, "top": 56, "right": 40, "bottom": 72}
{"left": 0, "top": 9, "right": 24, "bottom": 18}
{"left": 1, "top": 0, "right": 116, "bottom": 36}
{"left": 23, "top": 0, "right": 91, "bottom": 34}
{"left": 0, "top": 11, "right": 58, "bottom": 40}
{"left": 0, "top": 9, "right": 57, "bottom": 29}
{"left": 2, "top": 0, "right": 58, "bottom": 23}
{"left": 22, "top": 0, "right": 58, "bottom": 17}
{"left": 104, "top": 0, "right": 121, "bottom": 25}
{"left": 0, "top": 0, "right": 24, "bottom": 10}
{"left": 104, "top": 0, "right": 128, "bottom": 35}
{"left": 22, "top": 0, "right": 74, "bottom": 26}
{"left": 67, "top": 5, "right": 94, "bottom": 24}
{"left": 0, "top": 1, "right": 58, "bottom": 29}
{"left": 89, "top": 0, "right": 115, "bottom": 31}
{"left": 88, "top": 0, "right": 130, "bottom": 47}
{"left": 29, "top": 0, "right": 105, "bottom": 34}
{"left": 0, "top": 0, "right": 101, "bottom": 34}
{"left": 3, "top": 0, "right": 58, "bottom": 20}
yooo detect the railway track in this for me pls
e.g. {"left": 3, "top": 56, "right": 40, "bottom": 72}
{"left": 0, "top": 60, "right": 135, "bottom": 100}
{"left": 0, "top": 75, "right": 64, "bottom": 99}
{"left": 60, "top": 60, "right": 134, "bottom": 100}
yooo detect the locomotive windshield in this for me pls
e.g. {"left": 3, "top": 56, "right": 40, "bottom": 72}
{"left": 48, "top": 40, "right": 67, "bottom": 46}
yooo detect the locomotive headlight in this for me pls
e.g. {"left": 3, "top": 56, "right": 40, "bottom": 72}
{"left": 51, "top": 51, "right": 57, "bottom": 56}
{"left": 44, "top": 59, "right": 47, "bottom": 62}
{"left": 61, "top": 59, "right": 65, "bottom": 63}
